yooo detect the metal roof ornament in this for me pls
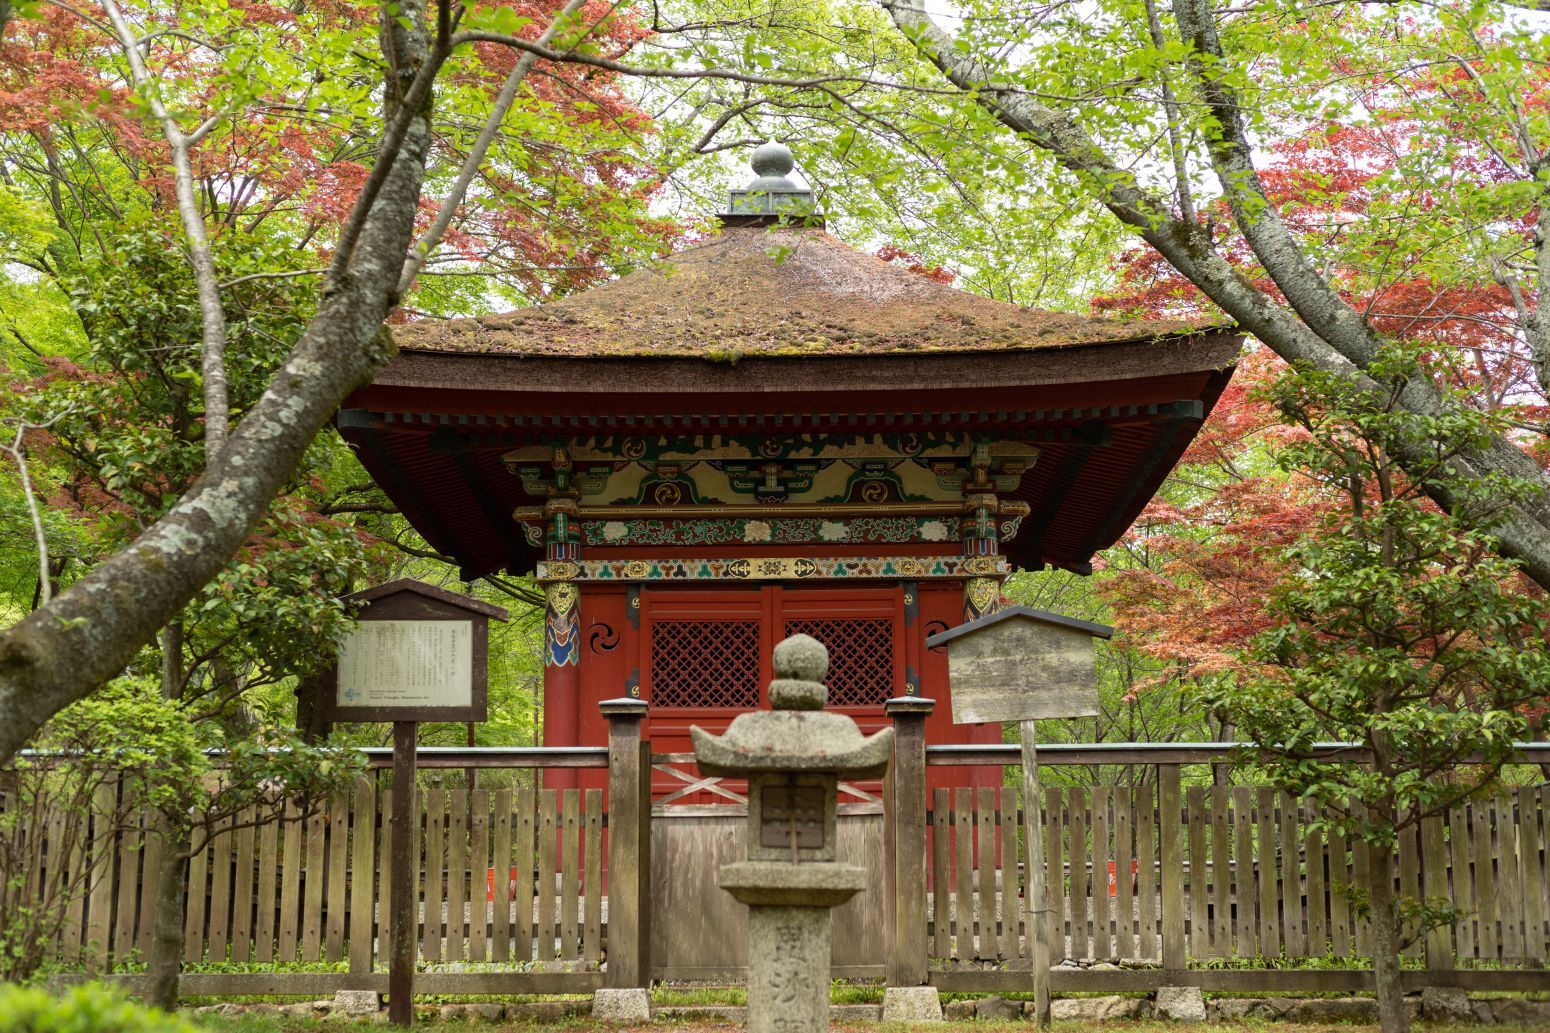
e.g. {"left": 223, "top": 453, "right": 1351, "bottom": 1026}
{"left": 727, "top": 141, "right": 818, "bottom": 217}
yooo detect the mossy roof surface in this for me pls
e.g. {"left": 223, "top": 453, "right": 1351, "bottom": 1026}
{"left": 395, "top": 226, "right": 1219, "bottom": 358}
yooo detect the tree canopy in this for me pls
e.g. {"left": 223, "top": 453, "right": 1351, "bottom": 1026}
{"left": 0, "top": 0, "right": 1544, "bottom": 794}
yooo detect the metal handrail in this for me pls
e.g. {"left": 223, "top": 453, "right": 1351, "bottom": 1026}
{"left": 16, "top": 741, "right": 1549, "bottom": 769}
{"left": 12, "top": 745, "right": 612, "bottom": 770}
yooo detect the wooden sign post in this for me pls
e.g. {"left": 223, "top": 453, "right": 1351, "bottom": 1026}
{"left": 926, "top": 606, "right": 1113, "bottom": 1028}
{"left": 321, "top": 580, "right": 506, "bottom": 1027}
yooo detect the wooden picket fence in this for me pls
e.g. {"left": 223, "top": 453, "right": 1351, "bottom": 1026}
{"left": 9, "top": 731, "right": 1550, "bottom": 996}
{"left": 922, "top": 781, "right": 1550, "bottom": 970}
{"left": 12, "top": 765, "right": 612, "bottom": 995}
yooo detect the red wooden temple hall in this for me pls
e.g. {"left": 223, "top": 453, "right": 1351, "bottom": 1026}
{"left": 338, "top": 144, "right": 1242, "bottom": 779}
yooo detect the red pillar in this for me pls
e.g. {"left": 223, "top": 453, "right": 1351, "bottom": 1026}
{"left": 543, "top": 580, "right": 581, "bottom": 788}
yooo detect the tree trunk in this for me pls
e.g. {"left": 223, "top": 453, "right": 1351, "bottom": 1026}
{"left": 1367, "top": 838, "right": 1409, "bottom": 1033}
{"left": 1212, "top": 713, "right": 1235, "bottom": 787}
{"left": 143, "top": 623, "right": 189, "bottom": 1008}
{"left": 144, "top": 811, "right": 190, "bottom": 1010}
{"left": 294, "top": 669, "right": 333, "bottom": 743}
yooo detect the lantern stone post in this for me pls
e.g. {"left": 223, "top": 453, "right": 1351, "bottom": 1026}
{"left": 692, "top": 635, "right": 894, "bottom": 1033}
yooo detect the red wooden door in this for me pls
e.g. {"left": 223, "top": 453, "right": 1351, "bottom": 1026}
{"left": 642, "top": 584, "right": 904, "bottom": 803}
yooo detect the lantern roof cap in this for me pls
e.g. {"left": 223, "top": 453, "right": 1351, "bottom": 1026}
{"left": 691, "top": 713, "right": 894, "bottom": 777}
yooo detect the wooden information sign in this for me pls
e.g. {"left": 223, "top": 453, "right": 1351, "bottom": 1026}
{"left": 926, "top": 606, "right": 1110, "bottom": 726}
{"left": 322, "top": 580, "right": 507, "bottom": 1026}
{"left": 926, "top": 606, "right": 1113, "bottom": 1028}
{"left": 322, "top": 580, "right": 503, "bottom": 725}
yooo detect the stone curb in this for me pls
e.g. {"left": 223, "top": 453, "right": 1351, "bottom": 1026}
{"left": 188, "top": 990, "right": 1550, "bottom": 1025}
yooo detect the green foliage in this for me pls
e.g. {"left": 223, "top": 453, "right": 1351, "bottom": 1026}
{"left": 0, "top": 681, "right": 207, "bottom": 981}
{"left": 1184, "top": 339, "right": 1550, "bottom": 974}
{"left": 39, "top": 677, "right": 205, "bottom": 810}
{"left": 21, "top": 223, "right": 319, "bottom": 525}
{"left": 0, "top": 982, "right": 200, "bottom": 1032}
{"left": 0, "top": 183, "right": 54, "bottom": 264}
{"left": 1211, "top": 344, "right": 1550, "bottom": 845}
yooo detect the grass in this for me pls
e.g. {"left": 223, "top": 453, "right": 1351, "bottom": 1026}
{"left": 647, "top": 982, "right": 883, "bottom": 1006}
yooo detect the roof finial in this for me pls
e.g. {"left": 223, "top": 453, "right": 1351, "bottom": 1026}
{"left": 750, "top": 141, "right": 795, "bottom": 179}
{"left": 726, "top": 140, "right": 817, "bottom": 219}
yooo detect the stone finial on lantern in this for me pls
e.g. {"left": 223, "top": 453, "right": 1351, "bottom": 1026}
{"left": 690, "top": 634, "right": 893, "bottom": 1032}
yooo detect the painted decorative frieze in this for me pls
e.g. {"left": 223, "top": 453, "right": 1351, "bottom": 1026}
{"left": 580, "top": 516, "right": 957, "bottom": 547}
{"left": 504, "top": 431, "right": 1040, "bottom": 507}
{"left": 536, "top": 554, "right": 1007, "bottom": 583}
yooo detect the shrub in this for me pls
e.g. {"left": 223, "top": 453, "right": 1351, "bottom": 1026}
{"left": 0, "top": 982, "right": 200, "bottom": 1033}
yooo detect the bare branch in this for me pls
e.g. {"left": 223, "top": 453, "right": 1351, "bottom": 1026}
{"left": 0, "top": 410, "right": 72, "bottom": 608}
{"left": 100, "top": 0, "right": 231, "bottom": 464}
{"left": 218, "top": 269, "right": 328, "bottom": 290}
{"left": 450, "top": 28, "right": 954, "bottom": 95}
{"left": 400, "top": 0, "right": 591, "bottom": 294}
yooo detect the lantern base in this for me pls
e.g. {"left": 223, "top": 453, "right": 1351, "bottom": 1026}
{"left": 718, "top": 861, "right": 867, "bottom": 907}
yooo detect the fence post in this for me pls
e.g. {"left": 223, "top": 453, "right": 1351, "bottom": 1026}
{"left": 884, "top": 696, "right": 933, "bottom": 987}
{"left": 1159, "top": 763, "right": 1186, "bottom": 974}
{"left": 602, "top": 698, "right": 650, "bottom": 989}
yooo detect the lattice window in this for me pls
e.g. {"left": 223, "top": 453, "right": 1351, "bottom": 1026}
{"left": 783, "top": 618, "right": 895, "bottom": 707}
{"left": 649, "top": 620, "right": 761, "bottom": 708}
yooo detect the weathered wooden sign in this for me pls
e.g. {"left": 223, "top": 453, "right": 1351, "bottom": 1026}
{"left": 339, "top": 620, "right": 473, "bottom": 709}
{"left": 322, "top": 579, "right": 505, "bottom": 724}
{"left": 926, "top": 605, "right": 1114, "bottom": 1028}
{"left": 318, "top": 578, "right": 507, "bottom": 1029}
{"left": 925, "top": 606, "right": 1113, "bottom": 728}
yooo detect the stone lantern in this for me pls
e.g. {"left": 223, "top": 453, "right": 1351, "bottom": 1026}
{"left": 691, "top": 634, "right": 894, "bottom": 1033}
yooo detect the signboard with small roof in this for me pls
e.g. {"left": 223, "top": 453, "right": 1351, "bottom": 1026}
{"left": 926, "top": 605, "right": 1113, "bottom": 1028}
{"left": 924, "top": 605, "right": 1112, "bottom": 725}
{"left": 320, "top": 579, "right": 505, "bottom": 1026}
{"left": 321, "top": 578, "right": 505, "bottom": 724}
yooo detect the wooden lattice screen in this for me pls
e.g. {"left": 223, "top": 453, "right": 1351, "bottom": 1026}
{"left": 783, "top": 617, "right": 895, "bottom": 706}
{"left": 648, "top": 620, "right": 761, "bottom": 708}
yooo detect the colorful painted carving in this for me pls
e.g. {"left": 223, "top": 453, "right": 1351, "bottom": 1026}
{"left": 544, "top": 581, "right": 580, "bottom": 666}
{"left": 578, "top": 516, "right": 957, "bottom": 547}
{"left": 535, "top": 555, "right": 1009, "bottom": 583}
{"left": 963, "top": 575, "right": 1002, "bottom": 623}
{"left": 503, "top": 431, "right": 1040, "bottom": 508}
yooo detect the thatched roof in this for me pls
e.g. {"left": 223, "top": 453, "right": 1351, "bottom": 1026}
{"left": 393, "top": 225, "right": 1216, "bottom": 359}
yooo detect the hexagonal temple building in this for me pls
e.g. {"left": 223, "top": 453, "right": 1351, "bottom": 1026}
{"left": 337, "top": 147, "right": 1241, "bottom": 784}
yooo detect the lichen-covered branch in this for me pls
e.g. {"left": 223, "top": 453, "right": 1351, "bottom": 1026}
{"left": 879, "top": 0, "right": 1550, "bottom": 592}
{"left": 0, "top": 0, "right": 436, "bottom": 764}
